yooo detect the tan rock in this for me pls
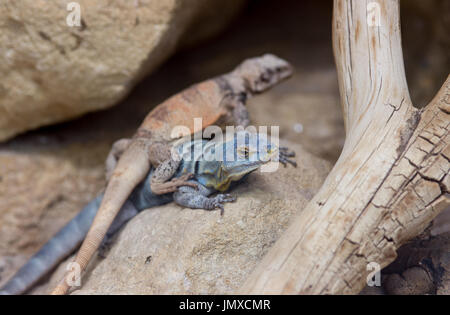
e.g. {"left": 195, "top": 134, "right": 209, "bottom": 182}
{"left": 0, "top": 141, "right": 107, "bottom": 288}
{"left": 384, "top": 268, "right": 434, "bottom": 295}
{"left": 33, "top": 142, "right": 331, "bottom": 294}
{"left": 0, "top": 0, "right": 246, "bottom": 141}
{"left": 382, "top": 232, "right": 450, "bottom": 295}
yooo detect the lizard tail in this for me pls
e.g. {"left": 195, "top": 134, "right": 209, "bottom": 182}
{"left": 0, "top": 195, "right": 102, "bottom": 295}
{"left": 51, "top": 141, "right": 150, "bottom": 295}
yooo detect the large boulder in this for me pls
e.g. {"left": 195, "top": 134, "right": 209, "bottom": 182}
{"left": 33, "top": 142, "right": 331, "bottom": 294}
{"left": 0, "top": 0, "right": 246, "bottom": 141}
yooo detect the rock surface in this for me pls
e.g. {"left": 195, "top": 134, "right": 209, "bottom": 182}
{"left": 0, "top": 140, "right": 107, "bottom": 287}
{"left": 34, "top": 142, "right": 331, "bottom": 294}
{"left": 0, "top": 0, "right": 245, "bottom": 141}
{"left": 401, "top": 0, "right": 450, "bottom": 108}
{"left": 381, "top": 231, "right": 450, "bottom": 295}
{"left": 384, "top": 268, "right": 435, "bottom": 295}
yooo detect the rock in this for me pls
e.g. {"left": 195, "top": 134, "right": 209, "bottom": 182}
{"left": 359, "top": 285, "right": 385, "bottom": 295}
{"left": 437, "top": 257, "right": 450, "bottom": 295}
{"left": 33, "top": 141, "right": 331, "bottom": 294}
{"left": 0, "top": 0, "right": 246, "bottom": 141}
{"left": 0, "top": 140, "right": 107, "bottom": 288}
{"left": 401, "top": 0, "right": 450, "bottom": 108}
{"left": 382, "top": 232, "right": 450, "bottom": 295}
{"left": 437, "top": 273, "right": 450, "bottom": 295}
{"left": 384, "top": 267, "right": 434, "bottom": 295}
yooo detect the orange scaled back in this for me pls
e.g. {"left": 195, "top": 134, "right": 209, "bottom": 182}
{"left": 139, "top": 80, "right": 227, "bottom": 141}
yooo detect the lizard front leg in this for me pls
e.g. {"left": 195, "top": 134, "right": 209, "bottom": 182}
{"left": 174, "top": 183, "right": 236, "bottom": 216}
{"left": 141, "top": 142, "right": 195, "bottom": 195}
{"left": 150, "top": 156, "right": 198, "bottom": 195}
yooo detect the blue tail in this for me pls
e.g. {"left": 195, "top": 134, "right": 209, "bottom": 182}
{"left": 0, "top": 195, "right": 102, "bottom": 295}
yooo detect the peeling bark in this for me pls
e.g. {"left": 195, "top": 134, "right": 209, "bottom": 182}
{"left": 239, "top": 0, "right": 449, "bottom": 294}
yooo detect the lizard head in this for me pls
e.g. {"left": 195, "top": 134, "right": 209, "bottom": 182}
{"left": 201, "top": 130, "right": 279, "bottom": 191}
{"left": 175, "top": 130, "right": 280, "bottom": 192}
{"left": 235, "top": 54, "right": 293, "bottom": 93}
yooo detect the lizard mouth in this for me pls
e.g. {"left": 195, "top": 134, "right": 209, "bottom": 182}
{"left": 263, "top": 145, "right": 279, "bottom": 163}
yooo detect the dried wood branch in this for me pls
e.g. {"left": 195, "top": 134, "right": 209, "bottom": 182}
{"left": 239, "top": 0, "right": 449, "bottom": 294}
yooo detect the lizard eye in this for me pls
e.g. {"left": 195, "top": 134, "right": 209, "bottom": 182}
{"left": 239, "top": 146, "right": 250, "bottom": 159}
{"left": 243, "top": 147, "right": 249, "bottom": 158}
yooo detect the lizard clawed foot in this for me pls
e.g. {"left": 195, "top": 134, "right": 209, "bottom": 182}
{"left": 279, "top": 147, "right": 297, "bottom": 167}
{"left": 206, "top": 194, "right": 236, "bottom": 216}
{"left": 151, "top": 173, "right": 198, "bottom": 195}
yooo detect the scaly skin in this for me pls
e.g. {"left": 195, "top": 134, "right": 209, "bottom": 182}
{"left": 51, "top": 55, "right": 293, "bottom": 295}
{"left": 0, "top": 131, "right": 295, "bottom": 294}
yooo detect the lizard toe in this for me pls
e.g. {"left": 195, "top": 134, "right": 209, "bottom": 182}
{"left": 179, "top": 173, "right": 195, "bottom": 181}
{"left": 215, "top": 194, "right": 236, "bottom": 203}
{"left": 180, "top": 182, "right": 198, "bottom": 190}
